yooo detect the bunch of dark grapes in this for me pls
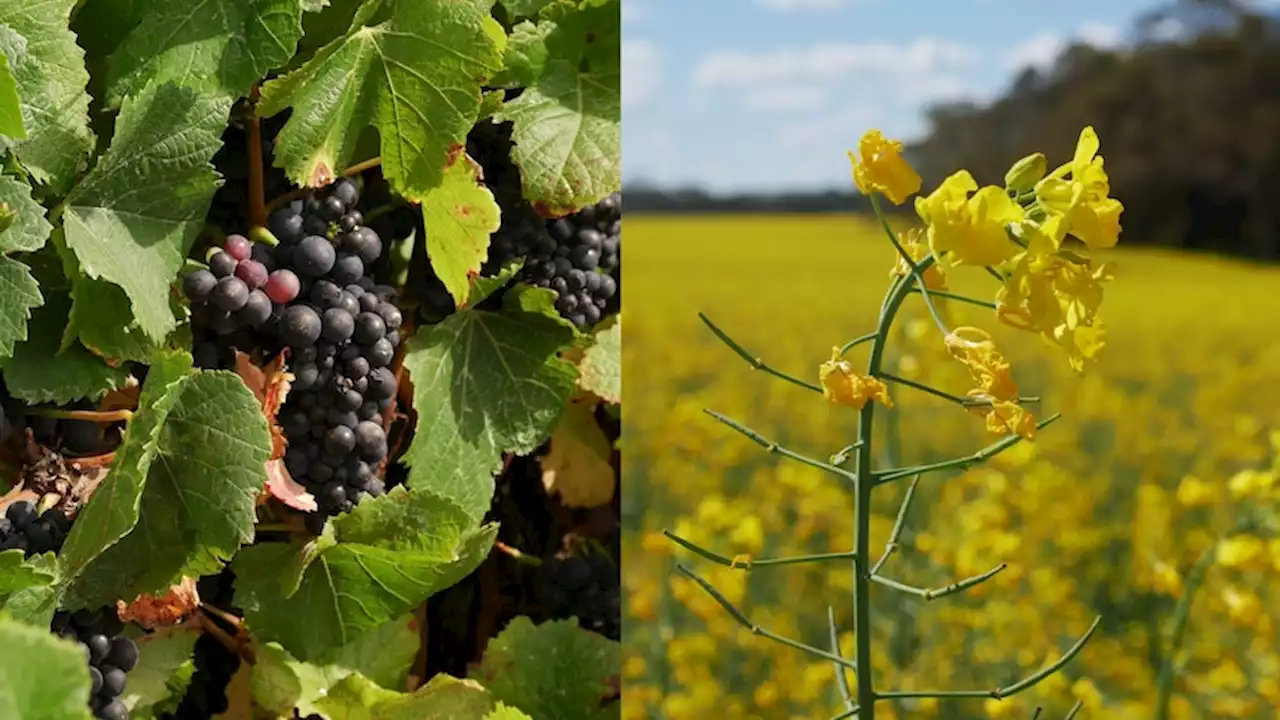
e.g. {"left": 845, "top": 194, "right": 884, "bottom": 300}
{"left": 539, "top": 552, "right": 620, "bottom": 641}
{"left": 0, "top": 500, "right": 71, "bottom": 555}
{"left": 469, "top": 119, "right": 621, "bottom": 330}
{"left": 51, "top": 607, "right": 138, "bottom": 720}
{"left": 183, "top": 179, "right": 401, "bottom": 528}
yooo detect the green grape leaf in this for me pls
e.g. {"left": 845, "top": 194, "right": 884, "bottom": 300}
{"left": 0, "top": 1, "right": 93, "bottom": 193}
{"left": 470, "top": 617, "right": 619, "bottom": 720}
{"left": 577, "top": 314, "right": 618, "bottom": 403}
{"left": 0, "top": 615, "right": 94, "bottom": 720}
{"left": 58, "top": 350, "right": 193, "bottom": 579}
{"left": 0, "top": 549, "right": 58, "bottom": 595}
{"left": 316, "top": 672, "right": 495, "bottom": 720}
{"left": 421, "top": 151, "right": 501, "bottom": 305}
{"left": 0, "top": 552, "right": 62, "bottom": 627}
{"left": 476, "top": 89, "right": 504, "bottom": 122}
{"left": 0, "top": 175, "right": 51, "bottom": 254}
{"left": 0, "top": 289, "right": 127, "bottom": 404}
{"left": 105, "top": 0, "right": 305, "bottom": 106}
{"left": 0, "top": 50, "right": 24, "bottom": 139}
{"left": 500, "top": 0, "right": 558, "bottom": 20}
{"left": 121, "top": 628, "right": 200, "bottom": 716}
{"left": 401, "top": 286, "right": 577, "bottom": 521}
{"left": 260, "top": 0, "right": 504, "bottom": 195}
{"left": 67, "top": 370, "right": 272, "bottom": 608}
{"left": 495, "top": 0, "right": 620, "bottom": 215}
{"left": 466, "top": 260, "right": 523, "bottom": 308}
{"left": 0, "top": 256, "right": 43, "bottom": 361}
{"left": 251, "top": 615, "right": 419, "bottom": 716}
{"left": 233, "top": 487, "right": 497, "bottom": 661}
{"left": 63, "top": 82, "right": 228, "bottom": 342}
{"left": 64, "top": 275, "right": 167, "bottom": 364}
{"left": 487, "top": 703, "right": 535, "bottom": 720}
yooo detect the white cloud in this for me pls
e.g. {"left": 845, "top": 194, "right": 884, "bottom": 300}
{"left": 693, "top": 38, "right": 980, "bottom": 89}
{"left": 755, "top": 0, "right": 875, "bottom": 11}
{"left": 623, "top": 39, "right": 662, "bottom": 109}
{"left": 743, "top": 85, "right": 829, "bottom": 112}
{"left": 776, "top": 105, "right": 880, "bottom": 151}
{"left": 1006, "top": 23, "right": 1122, "bottom": 72}
{"left": 896, "top": 74, "right": 976, "bottom": 105}
{"left": 622, "top": 0, "right": 648, "bottom": 24}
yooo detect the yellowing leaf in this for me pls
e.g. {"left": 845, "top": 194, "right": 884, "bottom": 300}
{"left": 420, "top": 151, "right": 501, "bottom": 305}
{"left": 541, "top": 395, "right": 614, "bottom": 508}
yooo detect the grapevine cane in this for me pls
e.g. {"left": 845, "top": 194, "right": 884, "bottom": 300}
{"left": 665, "top": 131, "right": 1113, "bottom": 718}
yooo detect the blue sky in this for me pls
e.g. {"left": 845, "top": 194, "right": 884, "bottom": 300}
{"left": 622, "top": 0, "right": 1255, "bottom": 193}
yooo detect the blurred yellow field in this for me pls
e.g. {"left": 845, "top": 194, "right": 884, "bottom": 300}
{"left": 622, "top": 213, "right": 1280, "bottom": 719}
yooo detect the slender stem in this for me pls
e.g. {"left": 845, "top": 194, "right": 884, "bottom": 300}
{"left": 665, "top": 531, "right": 856, "bottom": 570}
{"left": 984, "top": 266, "right": 1006, "bottom": 282}
{"left": 703, "top": 409, "right": 856, "bottom": 484}
{"left": 870, "top": 194, "right": 950, "bottom": 337}
{"left": 879, "top": 373, "right": 971, "bottom": 405}
{"left": 830, "top": 441, "right": 863, "bottom": 467}
{"left": 673, "top": 564, "right": 859, "bottom": 671}
{"left": 1064, "top": 701, "right": 1084, "bottom": 719}
{"left": 850, "top": 238, "right": 930, "bottom": 718}
{"left": 829, "top": 606, "right": 856, "bottom": 710}
{"left": 831, "top": 707, "right": 861, "bottom": 720}
{"left": 698, "top": 313, "right": 822, "bottom": 393}
{"left": 494, "top": 541, "right": 543, "bottom": 567}
{"left": 246, "top": 86, "right": 267, "bottom": 229}
{"left": 907, "top": 287, "right": 997, "bottom": 310}
{"left": 1153, "top": 545, "right": 1216, "bottom": 720}
{"left": 869, "top": 474, "right": 920, "bottom": 576}
{"left": 873, "top": 413, "right": 1061, "bottom": 486}
{"left": 870, "top": 563, "right": 1006, "bottom": 600}
{"left": 876, "top": 616, "right": 1100, "bottom": 701}
{"left": 840, "top": 333, "right": 878, "bottom": 357}
{"left": 27, "top": 408, "right": 133, "bottom": 423}
{"left": 264, "top": 156, "right": 384, "bottom": 213}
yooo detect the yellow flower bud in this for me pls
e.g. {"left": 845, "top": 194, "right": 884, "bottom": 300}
{"left": 1004, "top": 152, "right": 1047, "bottom": 193}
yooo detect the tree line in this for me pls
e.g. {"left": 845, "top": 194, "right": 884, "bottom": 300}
{"left": 630, "top": 0, "right": 1280, "bottom": 261}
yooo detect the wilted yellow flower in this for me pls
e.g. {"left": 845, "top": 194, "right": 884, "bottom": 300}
{"left": 889, "top": 227, "right": 946, "bottom": 290}
{"left": 849, "top": 130, "right": 921, "bottom": 205}
{"left": 1035, "top": 126, "right": 1124, "bottom": 249}
{"left": 819, "top": 347, "right": 892, "bottom": 409}
{"left": 916, "top": 170, "right": 1023, "bottom": 267}
{"left": 1176, "top": 475, "right": 1217, "bottom": 508}
{"left": 944, "top": 327, "right": 1036, "bottom": 439}
{"left": 1217, "top": 535, "right": 1266, "bottom": 570}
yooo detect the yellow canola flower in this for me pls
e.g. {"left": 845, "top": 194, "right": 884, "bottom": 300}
{"left": 1228, "top": 468, "right": 1276, "bottom": 500}
{"left": 849, "top": 130, "right": 921, "bottom": 205}
{"left": 1151, "top": 559, "right": 1183, "bottom": 596}
{"left": 1175, "top": 475, "right": 1217, "bottom": 508}
{"left": 1217, "top": 535, "right": 1266, "bottom": 570}
{"left": 916, "top": 170, "right": 1023, "bottom": 267}
{"left": 818, "top": 347, "right": 892, "bottom": 409}
{"left": 943, "top": 327, "right": 1036, "bottom": 439}
{"left": 1035, "top": 126, "right": 1124, "bottom": 249}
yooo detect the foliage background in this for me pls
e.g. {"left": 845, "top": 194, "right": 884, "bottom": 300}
{"left": 621, "top": 1, "right": 1280, "bottom": 717}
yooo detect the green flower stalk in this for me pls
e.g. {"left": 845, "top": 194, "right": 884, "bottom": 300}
{"left": 665, "top": 126, "right": 1125, "bottom": 719}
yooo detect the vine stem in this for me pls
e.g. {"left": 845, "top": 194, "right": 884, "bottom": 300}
{"left": 494, "top": 540, "right": 543, "bottom": 566}
{"left": 246, "top": 84, "right": 267, "bottom": 229}
{"left": 264, "top": 157, "right": 384, "bottom": 213}
{"left": 26, "top": 408, "right": 133, "bottom": 423}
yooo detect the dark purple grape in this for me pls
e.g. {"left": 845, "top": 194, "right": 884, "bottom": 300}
{"left": 310, "top": 280, "right": 343, "bottom": 308}
{"left": 182, "top": 269, "right": 217, "bottom": 302}
{"left": 294, "top": 236, "right": 336, "bottom": 277}
{"left": 365, "top": 338, "right": 394, "bottom": 367}
{"left": 324, "top": 426, "right": 356, "bottom": 455}
{"left": 321, "top": 195, "right": 345, "bottom": 220}
{"left": 375, "top": 302, "right": 402, "bottom": 330}
{"left": 208, "top": 250, "right": 238, "bottom": 278}
{"left": 268, "top": 207, "right": 304, "bottom": 244}
{"left": 211, "top": 276, "right": 249, "bottom": 312}
{"left": 346, "top": 357, "right": 370, "bottom": 379}
{"left": 331, "top": 178, "right": 359, "bottom": 209}
{"left": 366, "top": 367, "right": 396, "bottom": 401}
{"left": 330, "top": 254, "right": 363, "bottom": 285}
{"left": 234, "top": 259, "right": 269, "bottom": 289}
{"left": 237, "top": 290, "right": 272, "bottom": 326}
{"left": 279, "top": 305, "right": 322, "bottom": 347}
{"left": 353, "top": 312, "right": 385, "bottom": 345}
{"left": 321, "top": 308, "right": 355, "bottom": 343}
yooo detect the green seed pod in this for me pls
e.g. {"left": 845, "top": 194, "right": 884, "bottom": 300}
{"left": 1004, "top": 152, "right": 1047, "bottom": 193}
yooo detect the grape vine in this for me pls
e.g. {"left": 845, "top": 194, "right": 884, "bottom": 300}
{"left": 0, "top": 0, "right": 621, "bottom": 717}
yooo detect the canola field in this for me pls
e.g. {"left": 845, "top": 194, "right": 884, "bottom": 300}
{"left": 622, "top": 213, "right": 1280, "bottom": 720}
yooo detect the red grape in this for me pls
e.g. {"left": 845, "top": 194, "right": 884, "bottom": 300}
{"left": 224, "top": 234, "right": 252, "bottom": 261}
{"left": 234, "top": 259, "right": 269, "bottom": 289}
{"left": 265, "top": 269, "right": 301, "bottom": 303}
